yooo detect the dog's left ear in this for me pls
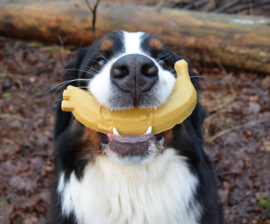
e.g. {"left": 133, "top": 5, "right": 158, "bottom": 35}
{"left": 62, "top": 47, "right": 89, "bottom": 88}
{"left": 54, "top": 48, "right": 88, "bottom": 139}
{"left": 190, "top": 102, "right": 207, "bottom": 141}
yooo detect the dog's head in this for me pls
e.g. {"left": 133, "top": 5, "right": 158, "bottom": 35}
{"left": 55, "top": 31, "right": 204, "bottom": 167}
{"left": 84, "top": 31, "right": 177, "bottom": 110}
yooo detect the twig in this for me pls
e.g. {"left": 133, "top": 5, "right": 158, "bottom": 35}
{"left": 249, "top": 0, "right": 253, "bottom": 15}
{"left": 0, "top": 72, "right": 25, "bottom": 79}
{"left": 156, "top": 0, "right": 167, "bottom": 8}
{"left": 214, "top": 0, "right": 239, "bottom": 12}
{"left": 204, "top": 99, "right": 236, "bottom": 122}
{"left": 227, "top": 0, "right": 270, "bottom": 13}
{"left": 183, "top": 0, "right": 196, "bottom": 9}
{"left": 0, "top": 72, "right": 29, "bottom": 89}
{"left": 0, "top": 113, "right": 29, "bottom": 121}
{"left": 57, "top": 35, "right": 69, "bottom": 65}
{"left": 85, "top": 0, "right": 94, "bottom": 12}
{"left": 206, "top": 118, "right": 270, "bottom": 143}
{"left": 215, "top": 0, "right": 224, "bottom": 8}
{"left": 3, "top": 138, "right": 15, "bottom": 144}
{"left": 194, "top": 0, "right": 210, "bottom": 7}
{"left": 215, "top": 60, "right": 236, "bottom": 97}
{"left": 202, "top": 0, "right": 216, "bottom": 12}
{"left": 203, "top": 60, "right": 237, "bottom": 126}
{"left": 85, "top": 0, "right": 101, "bottom": 42}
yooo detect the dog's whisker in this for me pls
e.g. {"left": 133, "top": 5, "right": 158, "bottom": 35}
{"left": 162, "top": 52, "right": 178, "bottom": 61}
{"left": 43, "top": 78, "right": 91, "bottom": 98}
{"left": 81, "top": 65, "right": 101, "bottom": 73}
{"left": 156, "top": 51, "right": 178, "bottom": 61}
{"left": 171, "top": 76, "right": 206, "bottom": 87}
{"left": 63, "top": 68, "right": 98, "bottom": 76}
{"left": 101, "top": 55, "right": 109, "bottom": 62}
{"left": 156, "top": 52, "right": 173, "bottom": 61}
{"left": 49, "top": 80, "right": 91, "bottom": 102}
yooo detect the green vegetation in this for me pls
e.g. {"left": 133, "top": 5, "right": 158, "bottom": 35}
{"left": 258, "top": 198, "right": 270, "bottom": 209}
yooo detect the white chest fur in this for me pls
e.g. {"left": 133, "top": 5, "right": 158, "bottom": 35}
{"left": 57, "top": 149, "right": 201, "bottom": 224}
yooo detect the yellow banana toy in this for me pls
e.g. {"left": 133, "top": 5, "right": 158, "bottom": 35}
{"left": 61, "top": 60, "right": 197, "bottom": 136}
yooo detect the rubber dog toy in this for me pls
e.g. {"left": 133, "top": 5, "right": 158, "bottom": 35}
{"left": 61, "top": 60, "right": 197, "bottom": 136}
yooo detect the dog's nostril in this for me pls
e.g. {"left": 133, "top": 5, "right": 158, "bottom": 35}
{"left": 142, "top": 64, "right": 158, "bottom": 77}
{"left": 111, "top": 66, "right": 129, "bottom": 79}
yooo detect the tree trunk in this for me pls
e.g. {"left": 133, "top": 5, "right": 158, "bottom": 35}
{"left": 0, "top": 0, "right": 270, "bottom": 74}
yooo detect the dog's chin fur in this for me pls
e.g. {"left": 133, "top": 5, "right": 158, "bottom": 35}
{"left": 51, "top": 31, "right": 223, "bottom": 224}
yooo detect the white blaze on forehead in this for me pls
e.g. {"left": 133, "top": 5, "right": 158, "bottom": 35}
{"left": 122, "top": 31, "right": 145, "bottom": 54}
{"left": 89, "top": 32, "right": 146, "bottom": 109}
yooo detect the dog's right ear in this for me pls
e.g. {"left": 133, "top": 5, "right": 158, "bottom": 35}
{"left": 62, "top": 47, "right": 89, "bottom": 88}
{"left": 54, "top": 48, "right": 88, "bottom": 139}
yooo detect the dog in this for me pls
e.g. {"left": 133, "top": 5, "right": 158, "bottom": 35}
{"left": 51, "top": 31, "right": 222, "bottom": 224}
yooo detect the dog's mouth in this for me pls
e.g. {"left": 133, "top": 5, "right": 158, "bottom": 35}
{"left": 100, "top": 128, "right": 164, "bottom": 164}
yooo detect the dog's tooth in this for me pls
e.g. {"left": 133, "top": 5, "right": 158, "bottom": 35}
{"left": 113, "top": 127, "right": 120, "bottom": 135}
{"left": 110, "top": 108, "right": 114, "bottom": 111}
{"left": 154, "top": 106, "right": 157, "bottom": 110}
{"left": 145, "top": 126, "right": 152, "bottom": 135}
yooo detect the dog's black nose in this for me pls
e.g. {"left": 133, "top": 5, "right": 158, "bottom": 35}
{"left": 110, "top": 54, "right": 158, "bottom": 105}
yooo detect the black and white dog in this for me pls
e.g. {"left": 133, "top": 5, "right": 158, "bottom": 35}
{"left": 51, "top": 31, "right": 222, "bottom": 224}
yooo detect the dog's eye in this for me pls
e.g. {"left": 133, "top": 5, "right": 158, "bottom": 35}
{"left": 157, "top": 59, "right": 167, "bottom": 69}
{"left": 94, "top": 59, "right": 106, "bottom": 69}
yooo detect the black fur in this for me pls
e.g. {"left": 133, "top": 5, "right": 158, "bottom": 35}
{"left": 51, "top": 31, "right": 222, "bottom": 224}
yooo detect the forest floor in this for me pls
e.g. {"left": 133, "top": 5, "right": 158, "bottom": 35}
{"left": 1, "top": 1, "right": 270, "bottom": 223}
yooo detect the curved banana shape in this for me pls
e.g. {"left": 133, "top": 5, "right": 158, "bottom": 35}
{"left": 61, "top": 60, "right": 197, "bottom": 136}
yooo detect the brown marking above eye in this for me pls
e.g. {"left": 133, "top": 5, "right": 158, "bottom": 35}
{"left": 150, "top": 38, "right": 163, "bottom": 51}
{"left": 100, "top": 39, "right": 114, "bottom": 51}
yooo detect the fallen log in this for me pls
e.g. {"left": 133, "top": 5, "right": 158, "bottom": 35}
{"left": 0, "top": 0, "right": 270, "bottom": 74}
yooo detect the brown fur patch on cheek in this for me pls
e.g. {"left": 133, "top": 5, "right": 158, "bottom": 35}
{"left": 100, "top": 39, "right": 114, "bottom": 51}
{"left": 75, "top": 127, "right": 101, "bottom": 165}
{"left": 163, "top": 124, "right": 185, "bottom": 148}
{"left": 150, "top": 38, "right": 163, "bottom": 51}
{"left": 82, "top": 128, "right": 100, "bottom": 151}
{"left": 163, "top": 129, "right": 173, "bottom": 148}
